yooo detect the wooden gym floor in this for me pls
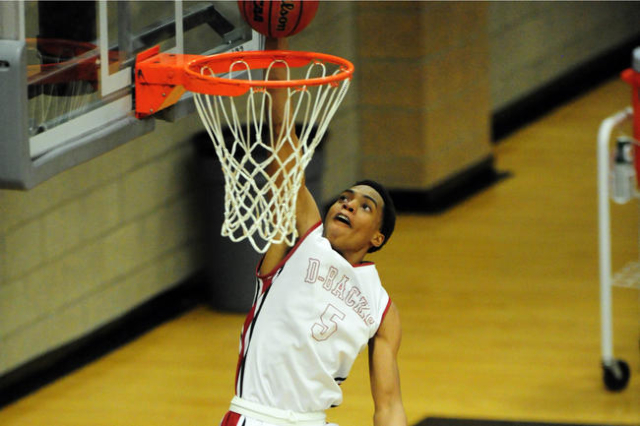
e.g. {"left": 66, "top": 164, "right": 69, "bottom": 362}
{"left": 1, "top": 77, "right": 639, "bottom": 426}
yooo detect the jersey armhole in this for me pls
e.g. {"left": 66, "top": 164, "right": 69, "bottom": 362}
{"left": 380, "top": 297, "right": 392, "bottom": 325}
{"left": 370, "top": 297, "right": 392, "bottom": 341}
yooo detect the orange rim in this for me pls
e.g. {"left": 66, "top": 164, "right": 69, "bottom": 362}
{"left": 182, "top": 50, "right": 354, "bottom": 96}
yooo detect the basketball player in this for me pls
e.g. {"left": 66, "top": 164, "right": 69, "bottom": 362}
{"left": 220, "top": 37, "right": 407, "bottom": 426}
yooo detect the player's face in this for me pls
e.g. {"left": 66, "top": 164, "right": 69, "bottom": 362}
{"left": 324, "top": 185, "right": 385, "bottom": 256}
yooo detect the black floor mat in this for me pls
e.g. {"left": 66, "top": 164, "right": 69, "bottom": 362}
{"left": 415, "top": 418, "right": 621, "bottom": 426}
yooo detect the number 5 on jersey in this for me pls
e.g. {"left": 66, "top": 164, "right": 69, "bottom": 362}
{"left": 312, "top": 304, "right": 346, "bottom": 341}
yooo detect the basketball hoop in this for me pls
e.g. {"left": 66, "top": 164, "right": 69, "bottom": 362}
{"left": 135, "top": 48, "right": 353, "bottom": 253}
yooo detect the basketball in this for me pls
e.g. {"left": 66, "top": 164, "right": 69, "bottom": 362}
{"left": 238, "top": 1, "right": 319, "bottom": 38}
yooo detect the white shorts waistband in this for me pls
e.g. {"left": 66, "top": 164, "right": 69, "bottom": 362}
{"left": 229, "top": 396, "right": 326, "bottom": 426}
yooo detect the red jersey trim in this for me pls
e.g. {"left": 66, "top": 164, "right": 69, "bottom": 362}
{"left": 380, "top": 297, "right": 392, "bottom": 324}
{"left": 256, "top": 221, "right": 323, "bottom": 279}
{"left": 221, "top": 411, "right": 242, "bottom": 426}
{"left": 235, "top": 299, "right": 259, "bottom": 388}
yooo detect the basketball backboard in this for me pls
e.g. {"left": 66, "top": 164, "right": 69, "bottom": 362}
{"left": 0, "top": 0, "right": 264, "bottom": 189}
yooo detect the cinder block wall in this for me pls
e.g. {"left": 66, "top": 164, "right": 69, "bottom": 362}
{"left": 294, "top": 1, "right": 640, "bottom": 195}
{"left": 295, "top": 1, "right": 493, "bottom": 193}
{"left": 490, "top": 1, "right": 640, "bottom": 112}
{"left": 0, "top": 114, "right": 205, "bottom": 376}
{"left": 359, "top": 2, "right": 491, "bottom": 190}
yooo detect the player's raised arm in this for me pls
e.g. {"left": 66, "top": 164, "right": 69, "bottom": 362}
{"left": 260, "top": 37, "right": 321, "bottom": 274}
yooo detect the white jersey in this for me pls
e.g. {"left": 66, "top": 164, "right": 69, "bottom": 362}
{"left": 233, "top": 222, "right": 391, "bottom": 414}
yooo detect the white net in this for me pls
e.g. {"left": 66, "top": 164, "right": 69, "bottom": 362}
{"left": 193, "top": 56, "right": 351, "bottom": 253}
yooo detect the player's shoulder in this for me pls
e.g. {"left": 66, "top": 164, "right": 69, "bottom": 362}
{"left": 259, "top": 221, "right": 324, "bottom": 276}
{"left": 377, "top": 301, "right": 401, "bottom": 340}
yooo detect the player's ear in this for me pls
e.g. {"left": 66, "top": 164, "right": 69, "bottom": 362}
{"left": 370, "top": 230, "right": 385, "bottom": 250}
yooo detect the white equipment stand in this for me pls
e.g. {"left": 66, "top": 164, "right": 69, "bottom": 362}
{"left": 597, "top": 106, "right": 635, "bottom": 391}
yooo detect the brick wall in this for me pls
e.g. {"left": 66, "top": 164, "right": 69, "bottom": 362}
{"left": 490, "top": 1, "right": 640, "bottom": 112}
{"left": 0, "top": 114, "right": 205, "bottom": 376}
{"left": 295, "top": 1, "right": 492, "bottom": 192}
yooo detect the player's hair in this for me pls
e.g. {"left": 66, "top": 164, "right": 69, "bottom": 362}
{"left": 325, "top": 180, "right": 396, "bottom": 253}
{"left": 354, "top": 180, "right": 396, "bottom": 253}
